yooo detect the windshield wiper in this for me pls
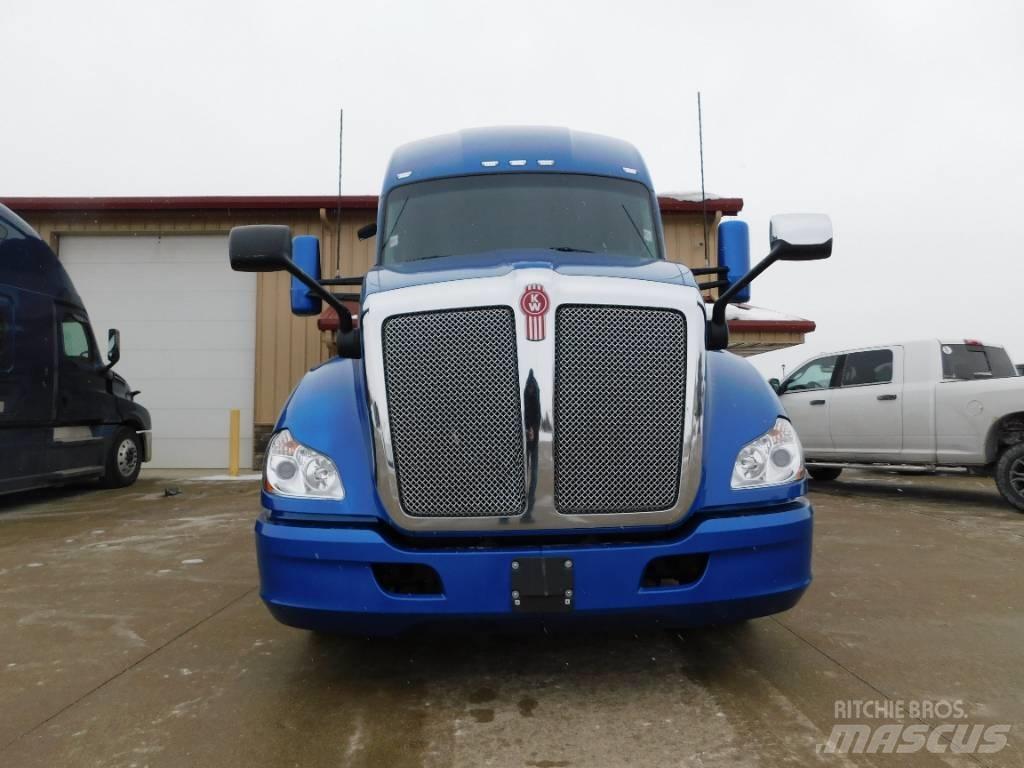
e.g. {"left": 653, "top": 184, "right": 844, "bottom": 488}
{"left": 547, "top": 246, "right": 594, "bottom": 253}
{"left": 621, "top": 204, "right": 655, "bottom": 259}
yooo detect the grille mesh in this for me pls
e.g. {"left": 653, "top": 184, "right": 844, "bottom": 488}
{"left": 383, "top": 308, "right": 526, "bottom": 517}
{"left": 554, "top": 305, "right": 687, "bottom": 514}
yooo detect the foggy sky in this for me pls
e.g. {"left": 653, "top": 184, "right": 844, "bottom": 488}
{"left": 3, "top": 0, "right": 1022, "bottom": 374}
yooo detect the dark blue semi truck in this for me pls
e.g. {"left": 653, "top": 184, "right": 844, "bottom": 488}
{"left": 0, "top": 203, "right": 151, "bottom": 494}
{"left": 229, "top": 127, "right": 832, "bottom": 634}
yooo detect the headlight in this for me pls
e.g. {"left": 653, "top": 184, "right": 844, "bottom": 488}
{"left": 731, "top": 418, "right": 804, "bottom": 489}
{"left": 265, "top": 429, "right": 344, "bottom": 499}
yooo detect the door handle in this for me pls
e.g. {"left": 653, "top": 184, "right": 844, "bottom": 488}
{"left": 810, "top": 399, "right": 826, "bottom": 406}
{"left": 877, "top": 394, "right": 898, "bottom": 401}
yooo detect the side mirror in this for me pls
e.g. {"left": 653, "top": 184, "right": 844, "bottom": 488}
{"left": 106, "top": 329, "right": 121, "bottom": 368}
{"left": 290, "top": 236, "right": 323, "bottom": 316}
{"left": 228, "top": 224, "right": 355, "bottom": 338}
{"left": 357, "top": 222, "right": 377, "bottom": 241}
{"left": 707, "top": 213, "right": 833, "bottom": 350}
{"left": 228, "top": 225, "right": 293, "bottom": 272}
{"left": 769, "top": 214, "right": 833, "bottom": 261}
{"left": 769, "top": 377, "right": 781, "bottom": 393}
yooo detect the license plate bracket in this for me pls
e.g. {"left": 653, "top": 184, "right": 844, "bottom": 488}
{"left": 511, "top": 557, "right": 574, "bottom": 613}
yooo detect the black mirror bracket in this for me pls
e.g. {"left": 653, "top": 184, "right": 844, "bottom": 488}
{"left": 284, "top": 263, "right": 354, "bottom": 334}
{"left": 337, "top": 328, "right": 362, "bottom": 359}
{"left": 706, "top": 244, "right": 784, "bottom": 351}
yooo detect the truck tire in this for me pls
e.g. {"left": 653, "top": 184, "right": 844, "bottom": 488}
{"left": 807, "top": 466, "right": 843, "bottom": 482}
{"left": 101, "top": 427, "right": 142, "bottom": 488}
{"left": 995, "top": 444, "right": 1024, "bottom": 512}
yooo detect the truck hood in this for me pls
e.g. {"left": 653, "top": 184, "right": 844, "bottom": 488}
{"left": 363, "top": 250, "right": 697, "bottom": 298}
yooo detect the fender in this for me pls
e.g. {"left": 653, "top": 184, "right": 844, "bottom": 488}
{"left": 698, "top": 350, "right": 807, "bottom": 510}
{"left": 262, "top": 357, "right": 386, "bottom": 521}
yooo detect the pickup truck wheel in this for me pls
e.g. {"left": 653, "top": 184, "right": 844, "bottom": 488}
{"left": 995, "top": 444, "right": 1024, "bottom": 512}
{"left": 807, "top": 466, "right": 843, "bottom": 482}
{"left": 101, "top": 427, "right": 142, "bottom": 488}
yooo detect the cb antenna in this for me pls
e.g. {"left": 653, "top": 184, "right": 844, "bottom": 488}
{"left": 335, "top": 108, "right": 343, "bottom": 277}
{"left": 697, "top": 91, "right": 710, "bottom": 268}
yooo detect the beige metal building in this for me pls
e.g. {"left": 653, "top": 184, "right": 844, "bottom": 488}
{"left": 6, "top": 195, "right": 814, "bottom": 468}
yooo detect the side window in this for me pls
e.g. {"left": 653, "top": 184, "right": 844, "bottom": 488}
{"left": 0, "top": 296, "right": 12, "bottom": 372}
{"left": 782, "top": 355, "right": 839, "bottom": 392}
{"left": 61, "top": 317, "right": 95, "bottom": 362}
{"left": 840, "top": 349, "right": 894, "bottom": 387}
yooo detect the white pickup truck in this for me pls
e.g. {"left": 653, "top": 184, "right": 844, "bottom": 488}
{"left": 774, "top": 339, "right": 1024, "bottom": 511}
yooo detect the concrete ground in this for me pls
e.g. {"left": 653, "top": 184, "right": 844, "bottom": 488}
{"left": 1, "top": 471, "right": 1021, "bottom": 767}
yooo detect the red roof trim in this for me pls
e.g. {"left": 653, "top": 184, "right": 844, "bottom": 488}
{"left": 1, "top": 195, "right": 379, "bottom": 212}
{"left": 728, "top": 319, "right": 816, "bottom": 334}
{"left": 657, "top": 196, "right": 743, "bottom": 215}
{"left": 3, "top": 194, "right": 742, "bottom": 215}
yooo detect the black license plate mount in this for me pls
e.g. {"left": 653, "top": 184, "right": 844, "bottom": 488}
{"left": 510, "top": 557, "right": 574, "bottom": 613}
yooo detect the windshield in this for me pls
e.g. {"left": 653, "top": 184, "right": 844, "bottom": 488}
{"left": 941, "top": 343, "right": 1018, "bottom": 380}
{"left": 380, "top": 173, "right": 660, "bottom": 264}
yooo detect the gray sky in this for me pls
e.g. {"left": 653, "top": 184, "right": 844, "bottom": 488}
{"left": 4, "top": 0, "right": 1023, "bottom": 373}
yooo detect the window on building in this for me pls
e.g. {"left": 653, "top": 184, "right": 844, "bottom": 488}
{"left": 782, "top": 355, "right": 838, "bottom": 392}
{"left": 840, "top": 349, "right": 894, "bottom": 387}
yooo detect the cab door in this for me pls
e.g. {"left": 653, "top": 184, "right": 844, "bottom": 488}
{"left": 777, "top": 354, "right": 840, "bottom": 457}
{"left": 54, "top": 308, "right": 109, "bottom": 470}
{"left": 827, "top": 347, "right": 904, "bottom": 460}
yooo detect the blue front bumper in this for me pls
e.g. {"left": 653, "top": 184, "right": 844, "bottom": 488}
{"left": 256, "top": 499, "right": 813, "bottom": 635}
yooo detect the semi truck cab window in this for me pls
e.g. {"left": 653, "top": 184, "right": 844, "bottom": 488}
{"left": 381, "top": 173, "right": 661, "bottom": 264}
{"left": 61, "top": 318, "right": 95, "bottom": 362}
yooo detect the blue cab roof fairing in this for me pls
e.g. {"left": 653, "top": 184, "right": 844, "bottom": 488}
{"left": 363, "top": 250, "right": 698, "bottom": 298}
{"left": 381, "top": 126, "right": 655, "bottom": 197}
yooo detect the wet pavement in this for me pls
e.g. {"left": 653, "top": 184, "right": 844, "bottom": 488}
{"left": 1, "top": 470, "right": 1022, "bottom": 767}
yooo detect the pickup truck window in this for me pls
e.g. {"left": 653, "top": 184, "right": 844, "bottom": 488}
{"left": 781, "top": 355, "right": 838, "bottom": 392}
{"left": 840, "top": 349, "right": 893, "bottom": 386}
{"left": 380, "top": 173, "right": 660, "bottom": 264}
{"left": 941, "top": 344, "right": 1017, "bottom": 380}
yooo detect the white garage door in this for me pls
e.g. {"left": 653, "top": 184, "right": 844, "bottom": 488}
{"left": 60, "top": 235, "right": 256, "bottom": 469}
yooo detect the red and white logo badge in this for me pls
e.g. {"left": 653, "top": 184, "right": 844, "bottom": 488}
{"left": 519, "top": 284, "right": 550, "bottom": 342}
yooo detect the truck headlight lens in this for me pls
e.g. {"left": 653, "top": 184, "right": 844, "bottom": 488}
{"left": 265, "top": 429, "right": 344, "bottom": 499}
{"left": 731, "top": 418, "right": 805, "bottom": 489}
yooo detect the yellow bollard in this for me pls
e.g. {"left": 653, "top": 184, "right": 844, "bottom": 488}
{"left": 228, "top": 409, "right": 240, "bottom": 477}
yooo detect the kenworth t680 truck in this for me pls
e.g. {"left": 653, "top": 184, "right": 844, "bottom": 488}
{"left": 229, "top": 127, "right": 833, "bottom": 634}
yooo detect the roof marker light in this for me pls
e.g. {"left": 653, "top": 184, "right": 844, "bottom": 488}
{"left": 622, "top": 166, "right": 638, "bottom": 175}
{"left": 537, "top": 159, "right": 555, "bottom": 166}
{"left": 396, "top": 171, "right": 412, "bottom": 179}
{"left": 509, "top": 160, "right": 527, "bottom": 166}
{"left": 481, "top": 160, "right": 499, "bottom": 167}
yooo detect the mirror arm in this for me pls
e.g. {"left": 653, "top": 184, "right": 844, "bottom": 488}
{"left": 285, "top": 262, "right": 353, "bottom": 333}
{"left": 710, "top": 243, "right": 783, "bottom": 328}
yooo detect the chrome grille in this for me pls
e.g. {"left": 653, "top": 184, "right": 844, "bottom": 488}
{"left": 554, "top": 305, "right": 687, "bottom": 514}
{"left": 382, "top": 307, "right": 526, "bottom": 517}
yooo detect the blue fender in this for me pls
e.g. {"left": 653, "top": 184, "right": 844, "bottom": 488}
{"left": 261, "top": 357, "right": 386, "bottom": 521}
{"left": 697, "top": 350, "right": 806, "bottom": 510}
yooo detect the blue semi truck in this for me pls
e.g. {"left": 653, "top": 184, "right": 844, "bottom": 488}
{"left": 229, "top": 127, "right": 832, "bottom": 634}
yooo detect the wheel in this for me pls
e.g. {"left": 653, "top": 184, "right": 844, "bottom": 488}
{"left": 994, "top": 444, "right": 1024, "bottom": 512}
{"left": 101, "top": 427, "right": 142, "bottom": 488}
{"left": 807, "top": 466, "right": 843, "bottom": 482}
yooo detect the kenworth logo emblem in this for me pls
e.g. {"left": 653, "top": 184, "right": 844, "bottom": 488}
{"left": 519, "top": 284, "right": 550, "bottom": 341}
